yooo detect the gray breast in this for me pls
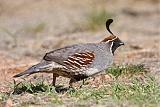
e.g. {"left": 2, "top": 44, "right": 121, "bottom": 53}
{"left": 82, "top": 42, "right": 113, "bottom": 71}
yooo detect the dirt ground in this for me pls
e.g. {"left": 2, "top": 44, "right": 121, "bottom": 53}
{"left": 0, "top": 0, "right": 159, "bottom": 106}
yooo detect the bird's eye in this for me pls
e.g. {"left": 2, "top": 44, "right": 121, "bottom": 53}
{"left": 114, "top": 39, "right": 118, "bottom": 42}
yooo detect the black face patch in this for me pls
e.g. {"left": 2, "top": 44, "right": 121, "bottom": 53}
{"left": 111, "top": 37, "right": 124, "bottom": 55}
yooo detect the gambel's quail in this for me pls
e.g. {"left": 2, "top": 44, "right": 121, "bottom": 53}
{"left": 13, "top": 19, "right": 124, "bottom": 88}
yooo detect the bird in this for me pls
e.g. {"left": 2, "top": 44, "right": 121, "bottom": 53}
{"left": 13, "top": 19, "right": 124, "bottom": 88}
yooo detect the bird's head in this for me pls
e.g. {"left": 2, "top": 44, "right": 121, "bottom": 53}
{"left": 101, "top": 19, "right": 124, "bottom": 55}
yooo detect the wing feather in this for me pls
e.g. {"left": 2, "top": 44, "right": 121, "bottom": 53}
{"left": 43, "top": 44, "right": 95, "bottom": 70}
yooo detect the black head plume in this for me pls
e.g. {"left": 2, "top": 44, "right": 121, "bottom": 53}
{"left": 106, "top": 19, "right": 114, "bottom": 35}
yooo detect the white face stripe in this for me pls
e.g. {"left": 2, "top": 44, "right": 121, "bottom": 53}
{"left": 105, "top": 36, "right": 117, "bottom": 56}
{"left": 110, "top": 42, "right": 114, "bottom": 56}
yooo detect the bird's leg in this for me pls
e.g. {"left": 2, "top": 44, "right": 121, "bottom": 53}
{"left": 82, "top": 79, "right": 85, "bottom": 85}
{"left": 69, "top": 78, "right": 77, "bottom": 90}
{"left": 79, "top": 79, "right": 85, "bottom": 88}
{"left": 52, "top": 73, "right": 58, "bottom": 86}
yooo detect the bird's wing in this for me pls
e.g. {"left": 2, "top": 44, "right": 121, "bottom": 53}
{"left": 43, "top": 44, "right": 95, "bottom": 70}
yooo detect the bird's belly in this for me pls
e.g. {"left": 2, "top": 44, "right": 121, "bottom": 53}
{"left": 51, "top": 68, "right": 71, "bottom": 78}
{"left": 85, "top": 68, "right": 99, "bottom": 76}
{"left": 51, "top": 66, "right": 95, "bottom": 80}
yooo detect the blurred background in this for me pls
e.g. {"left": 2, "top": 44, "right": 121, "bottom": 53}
{"left": 0, "top": 0, "right": 159, "bottom": 80}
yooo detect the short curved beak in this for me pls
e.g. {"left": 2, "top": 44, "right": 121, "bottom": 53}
{"left": 119, "top": 42, "right": 125, "bottom": 45}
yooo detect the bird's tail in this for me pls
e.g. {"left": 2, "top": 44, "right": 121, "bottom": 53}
{"left": 13, "top": 60, "right": 53, "bottom": 78}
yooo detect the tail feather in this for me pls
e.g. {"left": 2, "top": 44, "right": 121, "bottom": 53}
{"left": 13, "top": 60, "right": 53, "bottom": 78}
